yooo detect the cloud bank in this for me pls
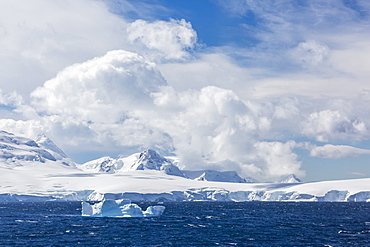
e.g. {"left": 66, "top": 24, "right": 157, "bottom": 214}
{"left": 310, "top": 144, "right": 370, "bottom": 159}
{"left": 0, "top": 48, "right": 305, "bottom": 181}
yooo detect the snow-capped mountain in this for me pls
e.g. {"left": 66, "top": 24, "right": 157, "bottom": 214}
{"left": 80, "top": 156, "right": 119, "bottom": 173}
{"left": 182, "top": 170, "right": 247, "bottom": 183}
{"left": 0, "top": 131, "right": 57, "bottom": 165}
{"left": 0, "top": 131, "right": 80, "bottom": 199}
{"left": 131, "top": 149, "right": 185, "bottom": 177}
{"left": 276, "top": 174, "right": 301, "bottom": 183}
{"left": 78, "top": 149, "right": 185, "bottom": 177}
{"left": 78, "top": 153, "right": 137, "bottom": 173}
{"left": 0, "top": 130, "right": 75, "bottom": 168}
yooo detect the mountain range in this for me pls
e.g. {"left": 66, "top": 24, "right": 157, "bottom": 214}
{"left": 0, "top": 130, "right": 369, "bottom": 202}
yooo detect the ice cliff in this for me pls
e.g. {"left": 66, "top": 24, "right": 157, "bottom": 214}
{"left": 85, "top": 187, "right": 370, "bottom": 202}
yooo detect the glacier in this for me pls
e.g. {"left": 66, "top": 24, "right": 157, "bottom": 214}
{"left": 81, "top": 199, "right": 165, "bottom": 217}
{"left": 1, "top": 130, "right": 370, "bottom": 203}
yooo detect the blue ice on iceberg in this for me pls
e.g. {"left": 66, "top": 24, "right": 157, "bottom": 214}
{"left": 81, "top": 199, "right": 165, "bottom": 217}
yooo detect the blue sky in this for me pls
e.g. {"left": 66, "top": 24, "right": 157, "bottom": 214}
{"left": 1, "top": 0, "right": 370, "bottom": 182}
{"left": 142, "top": 0, "right": 256, "bottom": 47}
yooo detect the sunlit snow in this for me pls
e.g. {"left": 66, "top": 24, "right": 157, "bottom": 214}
{"left": 1, "top": 131, "right": 370, "bottom": 202}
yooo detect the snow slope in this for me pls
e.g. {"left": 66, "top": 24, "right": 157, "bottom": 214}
{"left": 1, "top": 131, "right": 370, "bottom": 202}
{"left": 2, "top": 166, "right": 370, "bottom": 202}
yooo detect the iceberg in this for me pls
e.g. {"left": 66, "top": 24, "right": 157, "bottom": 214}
{"left": 81, "top": 199, "right": 165, "bottom": 217}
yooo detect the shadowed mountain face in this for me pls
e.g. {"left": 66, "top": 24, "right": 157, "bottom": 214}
{"left": 130, "top": 149, "right": 185, "bottom": 177}
{"left": 131, "top": 149, "right": 172, "bottom": 170}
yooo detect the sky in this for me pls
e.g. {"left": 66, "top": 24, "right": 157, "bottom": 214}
{"left": 1, "top": 0, "right": 370, "bottom": 182}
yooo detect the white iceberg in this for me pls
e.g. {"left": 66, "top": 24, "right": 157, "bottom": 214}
{"left": 81, "top": 199, "right": 165, "bottom": 217}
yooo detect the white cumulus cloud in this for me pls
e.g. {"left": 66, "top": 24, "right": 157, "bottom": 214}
{"left": 150, "top": 86, "right": 304, "bottom": 181}
{"left": 25, "top": 50, "right": 172, "bottom": 152}
{"left": 31, "top": 50, "right": 166, "bottom": 123}
{"left": 127, "top": 19, "right": 197, "bottom": 61}
{"left": 301, "top": 110, "right": 367, "bottom": 142}
{"left": 249, "top": 141, "right": 304, "bottom": 180}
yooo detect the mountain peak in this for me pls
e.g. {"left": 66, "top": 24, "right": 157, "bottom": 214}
{"left": 34, "top": 133, "right": 48, "bottom": 142}
{"left": 131, "top": 149, "right": 185, "bottom": 177}
{"left": 140, "top": 149, "right": 161, "bottom": 159}
{"left": 134, "top": 149, "right": 169, "bottom": 170}
{"left": 35, "top": 133, "right": 67, "bottom": 159}
{"left": 79, "top": 149, "right": 186, "bottom": 177}
{"left": 276, "top": 174, "right": 302, "bottom": 183}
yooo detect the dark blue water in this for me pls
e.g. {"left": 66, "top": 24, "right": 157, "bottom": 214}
{"left": 0, "top": 201, "right": 369, "bottom": 246}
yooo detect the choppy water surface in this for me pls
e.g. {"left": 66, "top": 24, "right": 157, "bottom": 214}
{"left": 0, "top": 201, "right": 369, "bottom": 246}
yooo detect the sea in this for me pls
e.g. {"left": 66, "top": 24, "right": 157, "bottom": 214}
{"left": 0, "top": 201, "right": 369, "bottom": 246}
